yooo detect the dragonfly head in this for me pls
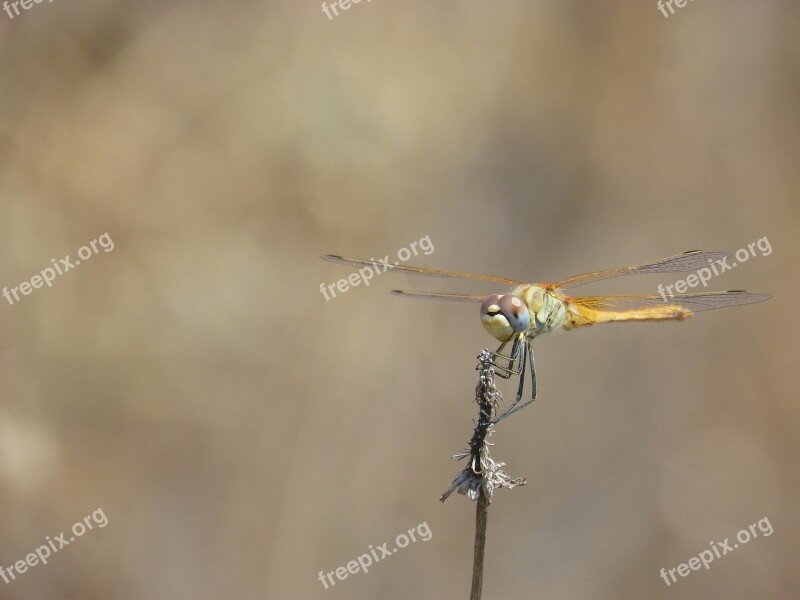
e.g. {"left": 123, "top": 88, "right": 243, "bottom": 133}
{"left": 480, "top": 294, "right": 531, "bottom": 342}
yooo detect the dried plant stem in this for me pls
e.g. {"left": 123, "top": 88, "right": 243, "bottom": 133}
{"left": 470, "top": 489, "right": 490, "bottom": 600}
{"left": 441, "top": 349, "right": 527, "bottom": 599}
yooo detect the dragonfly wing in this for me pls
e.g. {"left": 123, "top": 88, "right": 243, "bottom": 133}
{"left": 562, "top": 290, "right": 770, "bottom": 329}
{"left": 322, "top": 255, "right": 522, "bottom": 285}
{"left": 552, "top": 250, "right": 730, "bottom": 289}
{"left": 391, "top": 290, "right": 484, "bottom": 302}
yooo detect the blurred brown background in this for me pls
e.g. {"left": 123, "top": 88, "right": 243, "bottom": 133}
{"left": 0, "top": 1, "right": 797, "bottom": 598}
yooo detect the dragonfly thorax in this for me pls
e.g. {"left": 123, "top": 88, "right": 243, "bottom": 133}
{"left": 516, "top": 284, "right": 567, "bottom": 337}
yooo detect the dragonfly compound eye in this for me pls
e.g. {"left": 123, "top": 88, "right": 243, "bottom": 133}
{"left": 497, "top": 294, "right": 531, "bottom": 332}
{"left": 480, "top": 294, "right": 531, "bottom": 341}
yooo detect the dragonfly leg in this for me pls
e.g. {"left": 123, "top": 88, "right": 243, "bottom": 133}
{"left": 504, "top": 342, "right": 527, "bottom": 414}
{"left": 493, "top": 343, "right": 537, "bottom": 423}
{"left": 489, "top": 337, "right": 523, "bottom": 379}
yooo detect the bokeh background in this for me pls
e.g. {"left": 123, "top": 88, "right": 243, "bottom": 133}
{"left": 0, "top": 1, "right": 798, "bottom": 598}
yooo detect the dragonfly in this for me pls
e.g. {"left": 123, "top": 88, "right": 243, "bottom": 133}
{"left": 322, "top": 251, "right": 770, "bottom": 422}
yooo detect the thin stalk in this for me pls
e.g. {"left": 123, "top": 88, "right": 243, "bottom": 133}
{"left": 441, "top": 349, "right": 527, "bottom": 599}
{"left": 470, "top": 489, "right": 490, "bottom": 600}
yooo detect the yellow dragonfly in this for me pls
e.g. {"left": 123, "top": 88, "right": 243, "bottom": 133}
{"left": 322, "top": 251, "right": 770, "bottom": 421}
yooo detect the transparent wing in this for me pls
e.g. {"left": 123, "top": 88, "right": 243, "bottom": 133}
{"left": 552, "top": 250, "right": 730, "bottom": 289}
{"left": 569, "top": 290, "right": 771, "bottom": 313}
{"left": 390, "top": 290, "right": 485, "bottom": 302}
{"left": 322, "top": 255, "right": 522, "bottom": 285}
{"left": 562, "top": 290, "right": 770, "bottom": 329}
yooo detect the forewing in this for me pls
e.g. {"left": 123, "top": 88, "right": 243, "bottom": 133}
{"left": 552, "top": 250, "right": 730, "bottom": 289}
{"left": 322, "top": 255, "right": 522, "bottom": 285}
{"left": 390, "top": 290, "right": 484, "bottom": 303}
